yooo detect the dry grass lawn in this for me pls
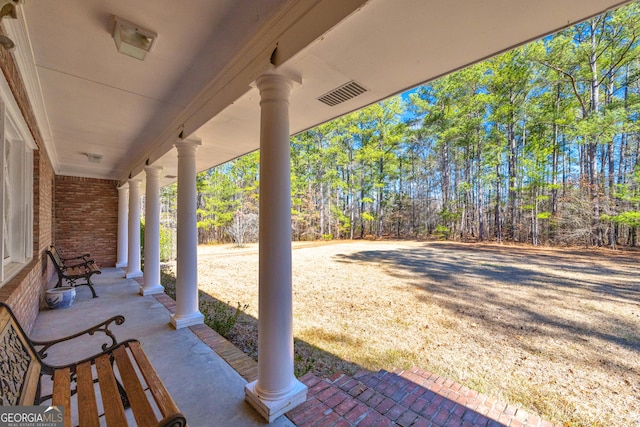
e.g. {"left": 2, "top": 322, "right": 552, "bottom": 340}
{"left": 186, "top": 240, "right": 639, "bottom": 426}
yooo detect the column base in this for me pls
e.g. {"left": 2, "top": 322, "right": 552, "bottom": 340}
{"left": 140, "top": 284, "right": 165, "bottom": 296}
{"left": 170, "top": 311, "right": 204, "bottom": 329}
{"left": 125, "top": 270, "right": 143, "bottom": 279}
{"left": 116, "top": 261, "right": 128, "bottom": 268}
{"left": 245, "top": 379, "right": 307, "bottom": 423}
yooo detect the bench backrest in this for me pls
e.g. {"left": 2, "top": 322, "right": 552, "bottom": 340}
{"left": 47, "top": 246, "right": 64, "bottom": 268}
{"left": 45, "top": 249, "right": 67, "bottom": 276}
{"left": 0, "top": 303, "right": 41, "bottom": 405}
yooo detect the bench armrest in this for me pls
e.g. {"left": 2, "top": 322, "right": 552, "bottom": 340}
{"left": 60, "top": 253, "right": 91, "bottom": 262}
{"left": 61, "top": 260, "right": 98, "bottom": 273}
{"left": 159, "top": 413, "right": 187, "bottom": 427}
{"left": 62, "top": 259, "right": 97, "bottom": 270}
{"left": 31, "top": 314, "right": 125, "bottom": 361}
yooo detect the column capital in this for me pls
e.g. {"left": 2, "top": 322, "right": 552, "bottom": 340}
{"left": 118, "top": 183, "right": 129, "bottom": 191}
{"left": 174, "top": 139, "right": 201, "bottom": 156}
{"left": 128, "top": 179, "right": 141, "bottom": 188}
{"left": 256, "top": 73, "right": 295, "bottom": 104}
{"left": 144, "top": 165, "right": 163, "bottom": 177}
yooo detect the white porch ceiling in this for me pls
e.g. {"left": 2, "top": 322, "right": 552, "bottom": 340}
{"left": 2, "top": 0, "right": 632, "bottom": 188}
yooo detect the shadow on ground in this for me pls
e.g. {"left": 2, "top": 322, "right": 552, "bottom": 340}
{"left": 334, "top": 242, "right": 640, "bottom": 355}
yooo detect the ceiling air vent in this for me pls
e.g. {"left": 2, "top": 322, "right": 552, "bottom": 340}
{"left": 317, "top": 81, "right": 367, "bottom": 107}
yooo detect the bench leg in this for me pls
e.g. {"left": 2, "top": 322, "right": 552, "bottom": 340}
{"left": 87, "top": 283, "right": 98, "bottom": 298}
{"left": 85, "top": 277, "right": 98, "bottom": 298}
{"left": 74, "top": 281, "right": 98, "bottom": 298}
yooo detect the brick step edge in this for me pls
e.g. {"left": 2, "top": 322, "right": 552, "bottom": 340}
{"left": 287, "top": 368, "right": 560, "bottom": 427}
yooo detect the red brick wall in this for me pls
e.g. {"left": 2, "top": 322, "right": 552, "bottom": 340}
{"left": 0, "top": 30, "right": 119, "bottom": 332}
{"left": 0, "top": 30, "right": 54, "bottom": 331}
{"left": 54, "top": 176, "right": 118, "bottom": 268}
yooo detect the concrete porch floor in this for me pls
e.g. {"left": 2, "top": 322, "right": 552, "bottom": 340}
{"left": 29, "top": 267, "right": 295, "bottom": 427}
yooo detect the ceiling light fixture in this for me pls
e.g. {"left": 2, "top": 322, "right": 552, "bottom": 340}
{"left": 111, "top": 15, "right": 157, "bottom": 61}
{"left": 86, "top": 153, "right": 103, "bottom": 163}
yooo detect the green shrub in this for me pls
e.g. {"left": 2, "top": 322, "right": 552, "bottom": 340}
{"left": 159, "top": 225, "right": 174, "bottom": 261}
{"left": 435, "top": 225, "right": 450, "bottom": 240}
{"left": 294, "top": 353, "right": 316, "bottom": 377}
{"left": 141, "top": 220, "right": 175, "bottom": 262}
{"left": 160, "top": 268, "right": 247, "bottom": 338}
{"left": 201, "top": 300, "right": 248, "bottom": 338}
{"left": 140, "top": 219, "right": 145, "bottom": 252}
{"left": 160, "top": 266, "right": 176, "bottom": 300}
{"left": 293, "top": 339, "right": 316, "bottom": 377}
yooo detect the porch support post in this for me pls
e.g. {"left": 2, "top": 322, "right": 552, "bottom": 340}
{"left": 116, "top": 184, "right": 129, "bottom": 268}
{"left": 125, "top": 179, "right": 143, "bottom": 278}
{"left": 245, "top": 72, "right": 307, "bottom": 422}
{"left": 141, "top": 166, "right": 164, "bottom": 295}
{"left": 170, "top": 140, "right": 204, "bottom": 329}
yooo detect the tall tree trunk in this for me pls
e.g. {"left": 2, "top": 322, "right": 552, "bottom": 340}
{"left": 348, "top": 148, "right": 355, "bottom": 240}
{"left": 532, "top": 185, "right": 539, "bottom": 246}
{"left": 618, "top": 66, "right": 630, "bottom": 186}
{"left": 397, "top": 156, "right": 403, "bottom": 238}
{"left": 463, "top": 145, "right": 472, "bottom": 239}
{"left": 562, "top": 135, "right": 568, "bottom": 197}
{"left": 552, "top": 122, "right": 559, "bottom": 216}
{"left": 551, "top": 80, "right": 561, "bottom": 219}
{"left": 495, "top": 163, "right": 502, "bottom": 243}
{"left": 377, "top": 156, "right": 384, "bottom": 238}
{"left": 319, "top": 181, "right": 325, "bottom": 237}
{"left": 411, "top": 154, "right": 417, "bottom": 236}
{"left": 587, "top": 20, "right": 602, "bottom": 246}
{"left": 359, "top": 184, "right": 365, "bottom": 239}
{"left": 508, "top": 118, "right": 517, "bottom": 241}
{"left": 442, "top": 142, "right": 450, "bottom": 208}
{"left": 477, "top": 140, "right": 484, "bottom": 241}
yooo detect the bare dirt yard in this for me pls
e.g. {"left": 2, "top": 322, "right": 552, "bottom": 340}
{"left": 191, "top": 240, "right": 639, "bottom": 426}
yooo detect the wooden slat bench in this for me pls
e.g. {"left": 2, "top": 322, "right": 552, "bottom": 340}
{"left": 0, "top": 302, "right": 186, "bottom": 427}
{"left": 46, "top": 246, "right": 101, "bottom": 298}
{"left": 49, "top": 245, "right": 94, "bottom": 267}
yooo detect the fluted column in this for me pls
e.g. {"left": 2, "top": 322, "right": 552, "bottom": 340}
{"left": 141, "top": 166, "right": 164, "bottom": 295}
{"left": 125, "top": 179, "right": 143, "bottom": 278}
{"left": 245, "top": 72, "right": 307, "bottom": 422}
{"left": 170, "top": 140, "right": 204, "bottom": 329}
{"left": 116, "top": 184, "right": 129, "bottom": 268}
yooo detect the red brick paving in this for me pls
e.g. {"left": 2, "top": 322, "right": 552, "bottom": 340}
{"left": 288, "top": 368, "right": 562, "bottom": 427}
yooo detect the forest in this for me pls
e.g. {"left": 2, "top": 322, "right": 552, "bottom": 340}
{"left": 158, "top": 2, "right": 640, "bottom": 251}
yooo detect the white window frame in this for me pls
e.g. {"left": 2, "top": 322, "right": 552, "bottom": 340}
{"left": 0, "top": 71, "right": 36, "bottom": 286}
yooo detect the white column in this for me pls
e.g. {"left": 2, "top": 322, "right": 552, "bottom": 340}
{"left": 141, "top": 166, "right": 164, "bottom": 295}
{"left": 116, "top": 184, "right": 129, "bottom": 268}
{"left": 245, "top": 72, "right": 307, "bottom": 423}
{"left": 125, "top": 179, "right": 143, "bottom": 278}
{"left": 170, "top": 140, "right": 204, "bottom": 329}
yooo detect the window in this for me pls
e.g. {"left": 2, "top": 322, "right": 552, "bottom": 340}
{"left": 0, "top": 72, "right": 35, "bottom": 285}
